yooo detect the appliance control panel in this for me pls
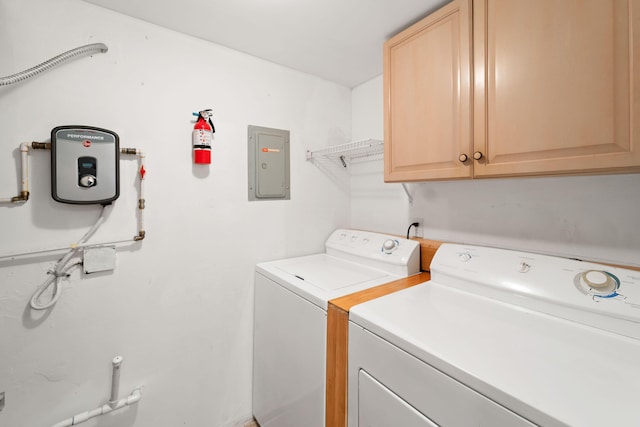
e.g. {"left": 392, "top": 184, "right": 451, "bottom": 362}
{"left": 325, "top": 229, "right": 421, "bottom": 277}
{"left": 431, "top": 244, "right": 640, "bottom": 338}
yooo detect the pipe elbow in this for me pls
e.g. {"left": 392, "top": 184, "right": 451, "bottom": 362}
{"left": 133, "top": 230, "right": 146, "bottom": 241}
{"left": 11, "top": 191, "right": 29, "bottom": 203}
{"left": 127, "top": 389, "right": 142, "bottom": 404}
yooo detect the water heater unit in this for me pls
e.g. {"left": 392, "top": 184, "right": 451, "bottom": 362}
{"left": 51, "top": 126, "right": 120, "bottom": 205}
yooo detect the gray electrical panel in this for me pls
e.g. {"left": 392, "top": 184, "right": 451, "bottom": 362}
{"left": 248, "top": 125, "right": 290, "bottom": 201}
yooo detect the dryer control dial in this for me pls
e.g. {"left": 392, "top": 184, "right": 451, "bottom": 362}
{"left": 583, "top": 270, "right": 609, "bottom": 288}
{"left": 577, "top": 270, "right": 619, "bottom": 296}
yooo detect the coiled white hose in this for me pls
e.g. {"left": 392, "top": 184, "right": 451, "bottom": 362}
{"left": 30, "top": 205, "right": 109, "bottom": 310}
{"left": 0, "top": 43, "right": 108, "bottom": 86}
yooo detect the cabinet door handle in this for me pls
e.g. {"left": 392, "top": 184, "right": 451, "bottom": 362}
{"left": 473, "top": 151, "right": 483, "bottom": 160}
{"left": 458, "top": 154, "right": 468, "bottom": 163}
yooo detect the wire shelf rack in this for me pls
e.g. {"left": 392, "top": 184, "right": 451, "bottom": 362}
{"left": 306, "top": 139, "right": 384, "bottom": 166}
{"left": 305, "top": 138, "right": 412, "bottom": 202}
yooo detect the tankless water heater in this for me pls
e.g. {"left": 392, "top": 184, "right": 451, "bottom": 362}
{"left": 51, "top": 125, "right": 119, "bottom": 205}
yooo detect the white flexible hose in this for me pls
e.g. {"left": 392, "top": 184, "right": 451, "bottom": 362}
{"left": 30, "top": 205, "right": 110, "bottom": 310}
{"left": 29, "top": 261, "right": 82, "bottom": 310}
{"left": 0, "top": 43, "right": 108, "bottom": 86}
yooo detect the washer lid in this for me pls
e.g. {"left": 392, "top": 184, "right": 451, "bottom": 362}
{"left": 257, "top": 254, "right": 396, "bottom": 309}
{"left": 275, "top": 256, "right": 388, "bottom": 290}
{"left": 350, "top": 282, "right": 640, "bottom": 427}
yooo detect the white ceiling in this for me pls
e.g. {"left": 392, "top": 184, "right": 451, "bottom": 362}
{"left": 83, "top": 0, "right": 449, "bottom": 88}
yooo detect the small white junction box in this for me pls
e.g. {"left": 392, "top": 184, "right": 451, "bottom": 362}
{"left": 83, "top": 246, "right": 116, "bottom": 274}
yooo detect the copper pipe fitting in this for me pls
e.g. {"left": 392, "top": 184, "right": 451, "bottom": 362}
{"left": 11, "top": 191, "right": 29, "bottom": 203}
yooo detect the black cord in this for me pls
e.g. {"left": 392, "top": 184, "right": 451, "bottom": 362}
{"left": 406, "top": 222, "right": 419, "bottom": 239}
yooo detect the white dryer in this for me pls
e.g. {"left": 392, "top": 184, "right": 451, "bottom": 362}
{"left": 348, "top": 243, "right": 640, "bottom": 426}
{"left": 253, "top": 229, "right": 420, "bottom": 427}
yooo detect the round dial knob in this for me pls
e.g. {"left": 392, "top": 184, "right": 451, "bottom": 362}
{"left": 582, "top": 270, "right": 610, "bottom": 288}
{"left": 382, "top": 239, "right": 398, "bottom": 254}
{"left": 473, "top": 151, "right": 484, "bottom": 160}
{"left": 577, "top": 269, "right": 619, "bottom": 296}
{"left": 458, "top": 153, "right": 468, "bottom": 163}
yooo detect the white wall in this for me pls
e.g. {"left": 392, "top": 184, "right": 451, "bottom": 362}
{"left": 0, "top": 1, "right": 352, "bottom": 426}
{"left": 351, "top": 76, "right": 640, "bottom": 267}
{"left": 350, "top": 76, "right": 410, "bottom": 235}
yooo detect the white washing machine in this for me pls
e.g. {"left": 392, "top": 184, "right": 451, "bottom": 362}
{"left": 348, "top": 243, "right": 640, "bottom": 427}
{"left": 252, "top": 229, "right": 420, "bottom": 427}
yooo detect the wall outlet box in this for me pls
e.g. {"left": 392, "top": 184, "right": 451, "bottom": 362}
{"left": 410, "top": 217, "right": 424, "bottom": 238}
{"left": 83, "top": 246, "right": 116, "bottom": 274}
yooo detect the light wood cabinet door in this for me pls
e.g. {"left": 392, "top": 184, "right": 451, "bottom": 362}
{"left": 384, "top": 0, "right": 472, "bottom": 182}
{"left": 473, "top": 0, "right": 640, "bottom": 177}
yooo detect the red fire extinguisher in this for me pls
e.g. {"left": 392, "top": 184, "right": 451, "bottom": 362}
{"left": 192, "top": 109, "right": 215, "bottom": 164}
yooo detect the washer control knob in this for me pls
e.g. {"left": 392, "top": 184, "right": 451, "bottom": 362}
{"left": 459, "top": 252, "right": 471, "bottom": 262}
{"left": 382, "top": 239, "right": 399, "bottom": 254}
{"left": 581, "top": 270, "right": 610, "bottom": 289}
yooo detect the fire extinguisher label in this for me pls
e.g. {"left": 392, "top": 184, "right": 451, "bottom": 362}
{"left": 193, "top": 129, "right": 212, "bottom": 147}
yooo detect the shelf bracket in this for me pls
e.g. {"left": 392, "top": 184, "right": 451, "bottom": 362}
{"left": 401, "top": 183, "right": 413, "bottom": 204}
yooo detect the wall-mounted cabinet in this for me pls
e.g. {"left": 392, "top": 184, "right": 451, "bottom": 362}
{"left": 384, "top": 0, "right": 472, "bottom": 181}
{"left": 384, "top": 0, "right": 640, "bottom": 182}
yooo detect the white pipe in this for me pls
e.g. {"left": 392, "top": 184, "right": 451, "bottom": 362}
{"left": 109, "top": 356, "right": 123, "bottom": 406}
{"left": 136, "top": 150, "right": 146, "bottom": 240}
{"left": 0, "top": 238, "right": 136, "bottom": 261}
{"left": 0, "top": 147, "right": 146, "bottom": 261}
{"left": 51, "top": 356, "right": 141, "bottom": 427}
{"left": 0, "top": 142, "right": 30, "bottom": 203}
{"left": 51, "top": 388, "right": 141, "bottom": 427}
{"left": 119, "top": 148, "right": 145, "bottom": 241}
{"left": 20, "top": 142, "right": 29, "bottom": 195}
